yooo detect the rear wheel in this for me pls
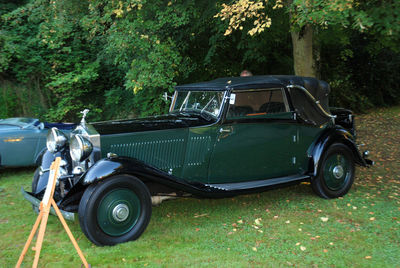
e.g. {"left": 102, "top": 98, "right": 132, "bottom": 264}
{"left": 78, "top": 175, "right": 152, "bottom": 246}
{"left": 312, "top": 143, "right": 355, "bottom": 199}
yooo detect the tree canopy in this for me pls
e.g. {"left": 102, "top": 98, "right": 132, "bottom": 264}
{"left": 0, "top": 0, "right": 399, "bottom": 122}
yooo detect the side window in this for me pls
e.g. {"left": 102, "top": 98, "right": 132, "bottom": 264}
{"left": 227, "top": 89, "right": 287, "bottom": 118}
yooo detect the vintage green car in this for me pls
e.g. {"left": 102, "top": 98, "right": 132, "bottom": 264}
{"left": 23, "top": 76, "right": 372, "bottom": 246}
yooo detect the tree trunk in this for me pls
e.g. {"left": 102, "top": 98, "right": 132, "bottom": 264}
{"left": 34, "top": 76, "right": 49, "bottom": 110}
{"left": 290, "top": 24, "right": 317, "bottom": 77}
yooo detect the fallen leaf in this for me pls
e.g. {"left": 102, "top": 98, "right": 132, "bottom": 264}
{"left": 365, "top": 256, "right": 372, "bottom": 259}
{"left": 194, "top": 213, "right": 208, "bottom": 218}
{"left": 233, "top": 228, "right": 237, "bottom": 232}
{"left": 195, "top": 228, "right": 200, "bottom": 232}
{"left": 323, "top": 249, "right": 328, "bottom": 253}
{"left": 370, "top": 217, "right": 376, "bottom": 221}
{"left": 255, "top": 218, "right": 262, "bottom": 225}
{"left": 300, "top": 246, "right": 306, "bottom": 251}
{"left": 252, "top": 247, "right": 257, "bottom": 252}
{"left": 329, "top": 242, "right": 334, "bottom": 245}
{"left": 285, "top": 220, "right": 290, "bottom": 224}
{"left": 296, "top": 242, "right": 301, "bottom": 246}
{"left": 320, "top": 217, "right": 329, "bottom": 222}
{"left": 237, "top": 220, "right": 243, "bottom": 224}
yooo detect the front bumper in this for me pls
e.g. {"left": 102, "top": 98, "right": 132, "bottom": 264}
{"left": 362, "top": 150, "right": 374, "bottom": 166}
{"left": 21, "top": 187, "right": 76, "bottom": 221}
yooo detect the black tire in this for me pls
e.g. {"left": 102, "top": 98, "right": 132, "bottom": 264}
{"left": 78, "top": 175, "right": 152, "bottom": 246}
{"left": 311, "top": 143, "right": 355, "bottom": 199}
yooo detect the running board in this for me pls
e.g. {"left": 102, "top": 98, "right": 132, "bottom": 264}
{"left": 205, "top": 175, "right": 310, "bottom": 191}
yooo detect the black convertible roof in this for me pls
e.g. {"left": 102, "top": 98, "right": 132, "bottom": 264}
{"left": 175, "top": 75, "right": 330, "bottom": 111}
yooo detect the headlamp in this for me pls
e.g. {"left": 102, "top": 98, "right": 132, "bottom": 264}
{"left": 70, "top": 134, "right": 93, "bottom": 162}
{"left": 46, "top": 127, "right": 67, "bottom": 153}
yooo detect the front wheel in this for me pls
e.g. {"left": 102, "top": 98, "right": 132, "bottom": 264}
{"left": 312, "top": 143, "right": 355, "bottom": 199}
{"left": 78, "top": 175, "right": 152, "bottom": 246}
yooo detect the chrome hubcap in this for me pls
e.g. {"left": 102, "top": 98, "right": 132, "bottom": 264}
{"left": 112, "top": 204, "right": 129, "bottom": 222}
{"left": 332, "top": 165, "right": 344, "bottom": 179}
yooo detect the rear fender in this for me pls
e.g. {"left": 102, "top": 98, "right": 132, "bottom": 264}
{"left": 309, "top": 127, "right": 367, "bottom": 177}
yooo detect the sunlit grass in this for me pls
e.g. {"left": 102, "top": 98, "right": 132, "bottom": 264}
{"left": 1, "top": 106, "right": 399, "bottom": 267}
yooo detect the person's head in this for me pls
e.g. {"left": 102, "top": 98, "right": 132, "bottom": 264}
{"left": 240, "top": 70, "right": 253, "bottom": 77}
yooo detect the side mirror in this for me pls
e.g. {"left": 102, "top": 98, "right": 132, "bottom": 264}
{"left": 162, "top": 92, "right": 173, "bottom": 102}
{"left": 37, "top": 122, "right": 45, "bottom": 130}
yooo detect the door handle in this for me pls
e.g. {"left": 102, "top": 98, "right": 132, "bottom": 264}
{"left": 219, "top": 127, "right": 232, "bottom": 133}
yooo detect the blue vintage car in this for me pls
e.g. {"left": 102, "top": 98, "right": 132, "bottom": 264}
{"left": 0, "top": 118, "right": 75, "bottom": 167}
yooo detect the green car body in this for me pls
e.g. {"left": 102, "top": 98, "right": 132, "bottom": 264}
{"left": 23, "top": 75, "right": 372, "bottom": 246}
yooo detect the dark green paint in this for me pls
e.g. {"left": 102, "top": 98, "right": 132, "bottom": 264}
{"left": 209, "top": 112, "right": 299, "bottom": 183}
{"left": 100, "top": 128, "right": 189, "bottom": 177}
{"left": 98, "top": 112, "right": 327, "bottom": 184}
{"left": 97, "top": 188, "right": 140, "bottom": 236}
{"left": 181, "top": 126, "right": 218, "bottom": 181}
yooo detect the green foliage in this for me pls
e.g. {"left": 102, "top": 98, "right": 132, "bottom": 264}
{"left": 0, "top": 0, "right": 399, "bottom": 120}
{"left": 319, "top": 27, "right": 400, "bottom": 112}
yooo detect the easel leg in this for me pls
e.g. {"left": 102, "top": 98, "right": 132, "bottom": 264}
{"left": 32, "top": 207, "right": 50, "bottom": 268}
{"left": 51, "top": 199, "right": 89, "bottom": 268}
{"left": 16, "top": 211, "right": 43, "bottom": 268}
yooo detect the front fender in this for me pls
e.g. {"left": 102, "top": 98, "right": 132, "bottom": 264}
{"left": 77, "top": 157, "right": 215, "bottom": 196}
{"left": 34, "top": 150, "right": 58, "bottom": 194}
{"left": 309, "top": 127, "right": 368, "bottom": 177}
{"left": 34, "top": 147, "right": 47, "bottom": 166}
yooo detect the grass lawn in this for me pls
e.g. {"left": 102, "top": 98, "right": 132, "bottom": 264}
{"left": 1, "top": 106, "right": 399, "bottom": 267}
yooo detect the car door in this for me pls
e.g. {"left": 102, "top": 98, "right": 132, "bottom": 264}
{"left": 1, "top": 127, "right": 44, "bottom": 166}
{"left": 208, "top": 88, "right": 300, "bottom": 183}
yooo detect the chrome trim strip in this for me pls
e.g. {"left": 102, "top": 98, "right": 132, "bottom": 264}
{"left": 21, "top": 187, "right": 75, "bottom": 221}
{"left": 206, "top": 175, "right": 309, "bottom": 191}
{"left": 287, "top": 84, "right": 336, "bottom": 119}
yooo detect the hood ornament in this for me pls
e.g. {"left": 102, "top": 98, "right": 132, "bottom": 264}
{"left": 80, "top": 109, "right": 89, "bottom": 126}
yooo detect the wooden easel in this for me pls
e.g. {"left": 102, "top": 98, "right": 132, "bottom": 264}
{"left": 16, "top": 157, "right": 89, "bottom": 268}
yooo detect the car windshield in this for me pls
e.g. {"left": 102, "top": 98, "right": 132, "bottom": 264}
{"left": 0, "top": 118, "right": 37, "bottom": 127}
{"left": 171, "top": 91, "right": 225, "bottom": 119}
